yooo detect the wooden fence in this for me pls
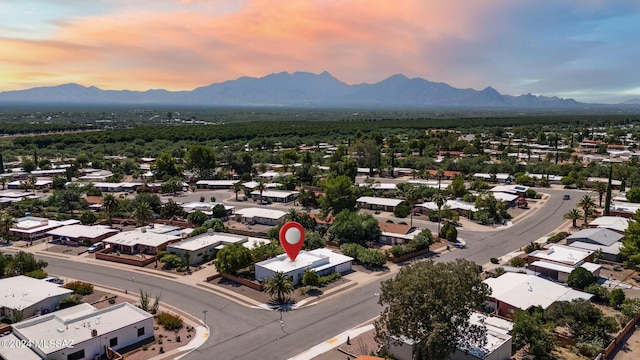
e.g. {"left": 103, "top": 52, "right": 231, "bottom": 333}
{"left": 601, "top": 312, "right": 640, "bottom": 359}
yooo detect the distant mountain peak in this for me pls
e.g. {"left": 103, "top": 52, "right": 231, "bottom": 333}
{"left": 0, "top": 72, "right": 589, "bottom": 108}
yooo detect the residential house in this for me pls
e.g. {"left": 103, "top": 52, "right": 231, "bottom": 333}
{"left": 566, "top": 228, "right": 624, "bottom": 262}
{"left": 102, "top": 227, "right": 181, "bottom": 255}
{"left": 235, "top": 207, "right": 286, "bottom": 226}
{"left": 356, "top": 196, "right": 405, "bottom": 212}
{"left": 0, "top": 275, "right": 73, "bottom": 321}
{"left": 46, "top": 224, "right": 119, "bottom": 245}
{"left": 250, "top": 189, "right": 299, "bottom": 203}
{"left": 527, "top": 243, "right": 600, "bottom": 282}
{"left": 587, "top": 216, "right": 632, "bottom": 234}
{"left": 255, "top": 248, "right": 353, "bottom": 286}
{"left": 378, "top": 222, "right": 417, "bottom": 245}
{"left": 9, "top": 216, "right": 80, "bottom": 241}
{"left": 167, "top": 232, "right": 250, "bottom": 265}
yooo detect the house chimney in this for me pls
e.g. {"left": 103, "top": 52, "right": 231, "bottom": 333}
{"left": 91, "top": 329, "right": 97, "bottom": 337}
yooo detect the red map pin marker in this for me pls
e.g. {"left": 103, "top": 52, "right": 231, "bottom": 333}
{"left": 279, "top": 221, "right": 305, "bottom": 261}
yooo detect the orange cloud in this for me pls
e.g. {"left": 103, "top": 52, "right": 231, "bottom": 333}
{"left": 0, "top": 0, "right": 509, "bottom": 91}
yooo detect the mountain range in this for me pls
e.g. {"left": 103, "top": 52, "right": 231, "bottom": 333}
{"left": 0, "top": 71, "right": 606, "bottom": 108}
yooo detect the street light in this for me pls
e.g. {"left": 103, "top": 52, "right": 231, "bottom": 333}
{"left": 202, "top": 310, "right": 208, "bottom": 325}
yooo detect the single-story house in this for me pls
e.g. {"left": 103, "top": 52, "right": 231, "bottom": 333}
{"left": 416, "top": 199, "right": 477, "bottom": 217}
{"left": 257, "top": 171, "right": 291, "bottom": 180}
{"left": 250, "top": 189, "right": 299, "bottom": 203}
{"left": 255, "top": 248, "right": 353, "bottom": 286}
{"left": 587, "top": 216, "right": 632, "bottom": 234}
{"left": 407, "top": 179, "right": 439, "bottom": 188}
{"left": 358, "top": 182, "right": 398, "bottom": 191}
{"left": 78, "top": 170, "right": 114, "bottom": 182}
{"left": 9, "top": 216, "right": 80, "bottom": 241}
{"left": 527, "top": 243, "right": 594, "bottom": 267}
{"left": 102, "top": 227, "right": 181, "bottom": 255}
{"left": 180, "top": 201, "right": 234, "bottom": 217}
{"left": 7, "top": 302, "right": 154, "bottom": 360}
{"left": 489, "top": 185, "right": 529, "bottom": 196}
{"left": 235, "top": 207, "right": 286, "bottom": 226}
{"left": 195, "top": 180, "right": 239, "bottom": 189}
{"left": 356, "top": 196, "right": 405, "bottom": 212}
{"left": 566, "top": 228, "right": 625, "bottom": 262}
{"left": 7, "top": 179, "right": 52, "bottom": 190}
{"left": 166, "top": 232, "right": 249, "bottom": 265}
{"left": 484, "top": 273, "right": 592, "bottom": 318}
{"left": 0, "top": 275, "right": 73, "bottom": 322}
{"left": 378, "top": 222, "right": 417, "bottom": 245}
{"left": 0, "top": 191, "right": 32, "bottom": 204}
{"left": 46, "top": 224, "right": 119, "bottom": 245}
{"left": 242, "top": 181, "right": 281, "bottom": 190}
{"left": 29, "top": 169, "right": 67, "bottom": 177}
{"left": 473, "top": 173, "right": 512, "bottom": 183}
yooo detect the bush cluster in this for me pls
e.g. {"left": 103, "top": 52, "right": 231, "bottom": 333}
{"left": 64, "top": 281, "right": 94, "bottom": 295}
{"left": 547, "top": 231, "right": 568, "bottom": 243}
{"left": 156, "top": 312, "right": 183, "bottom": 331}
{"left": 340, "top": 243, "right": 386, "bottom": 268}
{"left": 318, "top": 273, "right": 341, "bottom": 286}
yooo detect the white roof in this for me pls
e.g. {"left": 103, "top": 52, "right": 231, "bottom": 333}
{"left": 10, "top": 218, "right": 79, "bottom": 234}
{"left": 568, "top": 240, "right": 623, "bottom": 255}
{"left": 103, "top": 227, "right": 180, "bottom": 248}
{"left": 416, "top": 199, "right": 476, "bottom": 212}
{"left": 8, "top": 179, "right": 52, "bottom": 186}
{"left": 196, "top": 180, "right": 239, "bottom": 186}
{"left": 181, "top": 201, "right": 234, "bottom": 213}
{"left": 529, "top": 243, "right": 593, "bottom": 266}
{"left": 358, "top": 183, "right": 397, "bottom": 190}
{"left": 30, "top": 169, "right": 66, "bottom": 175}
{"left": 611, "top": 201, "right": 640, "bottom": 213}
{"left": 474, "top": 173, "right": 511, "bottom": 180}
{"left": 356, "top": 196, "right": 404, "bottom": 207}
{"left": 235, "top": 207, "right": 287, "bottom": 220}
{"left": 484, "top": 273, "right": 592, "bottom": 310}
{"left": 463, "top": 313, "right": 513, "bottom": 358}
{"left": 0, "top": 333, "right": 42, "bottom": 360}
{"left": 256, "top": 248, "right": 353, "bottom": 276}
{"left": 168, "top": 233, "right": 247, "bottom": 252}
{"left": 491, "top": 192, "right": 519, "bottom": 202}
{"left": 406, "top": 179, "right": 439, "bottom": 187}
{"left": 243, "top": 237, "right": 270, "bottom": 249}
{"left": 145, "top": 223, "right": 180, "bottom": 234}
{"left": 13, "top": 302, "right": 153, "bottom": 356}
{"left": 46, "top": 224, "right": 118, "bottom": 239}
{"left": 0, "top": 275, "right": 73, "bottom": 311}
{"left": 250, "top": 189, "right": 299, "bottom": 198}
{"left": 490, "top": 184, "right": 529, "bottom": 194}
{"left": 0, "top": 191, "right": 30, "bottom": 198}
{"left": 589, "top": 216, "right": 631, "bottom": 232}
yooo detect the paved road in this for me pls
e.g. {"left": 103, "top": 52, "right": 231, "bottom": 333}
{"left": 30, "top": 187, "right": 587, "bottom": 359}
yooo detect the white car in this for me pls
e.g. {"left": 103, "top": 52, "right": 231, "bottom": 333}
{"left": 87, "top": 242, "right": 104, "bottom": 253}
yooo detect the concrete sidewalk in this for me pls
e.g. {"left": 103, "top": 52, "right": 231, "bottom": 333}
{"left": 287, "top": 323, "right": 375, "bottom": 360}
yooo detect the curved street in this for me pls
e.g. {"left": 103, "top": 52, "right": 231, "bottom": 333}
{"left": 28, "top": 187, "right": 585, "bottom": 359}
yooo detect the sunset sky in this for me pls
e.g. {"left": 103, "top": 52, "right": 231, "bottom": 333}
{"left": 1, "top": 0, "right": 639, "bottom": 103}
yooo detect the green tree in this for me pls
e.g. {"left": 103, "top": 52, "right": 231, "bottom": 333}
{"left": 263, "top": 271, "right": 294, "bottom": 304}
{"left": 609, "top": 288, "right": 626, "bottom": 309}
{"left": 319, "top": 175, "right": 356, "bottom": 216}
{"left": 375, "top": 259, "right": 490, "bottom": 360}
{"left": 301, "top": 268, "right": 320, "bottom": 290}
{"left": 185, "top": 145, "right": 216, "bottom": 179}
{"left": 102, "top": 194, "right": 118, "bottom": 225}
{"left": 20, "top": 157, "right": 37, "bottom": 172}
{"left": 511, "top": 309, "right": 555, "bottom": 359}
{"left": 563, "top": 208, "right": 583, "bottom": 228}
{"left": 132, "top": 201, "right": 153, "bottom": 226}
{"left": 255, "top": 180, "right": 266, "bottom": 204}
{"left": 160, "top": 199, "right": 184, "bottom": 219}
{"left": 567, "top": 267, "right": 597, "bottom": 289}
{"left": 591, "top": 181, "right": 607, "bottom": 207}
{"left": 187, "top": 210, "right": 208, "bottom": 226}
{"left": 626, "top": 187, "right": 640, "bottom": 203}
{"left": 232, "top": 181, "right": 243, "bottom": 201}
{"left": 621, "top": 211, "right": 640, "bottom": 268}
{"left": 303, "top": 231, "right": 326, "bottom": 250}
{"left": 5, "top": 251, "right": 48, "bottom": 277}
{"left": 152, "top": 152, "right": 180, "bottom": 180}
{"left": 213, "top": 242, "right": 254, "bottom": 275}
{"left": 80, "top": 210, "right": 97, "bottom": 225}
{"left": 328, "top": 210, "right": 380, "bottom": 245}
{"left": 448, "top": 175, "right": 468, "bottom": 198}
{"left": 577, "top": 195, "right": 596, "bottom": 225}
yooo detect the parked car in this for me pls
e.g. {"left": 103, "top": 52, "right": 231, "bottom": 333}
{"left": 43, "top": 277, "right": 64, "bottom": 285}
{"left": 88, "top": 242, "right": 104, "bottom": 253}
{"left": 562, "top": 194, "right": 570, "bottom": 200}
{"left": 454, "top": 238, "right": 466, "bottom": 249}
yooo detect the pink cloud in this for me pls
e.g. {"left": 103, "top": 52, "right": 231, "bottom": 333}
{"left": 0, "top": 0, "right": 510, "bottom": 91}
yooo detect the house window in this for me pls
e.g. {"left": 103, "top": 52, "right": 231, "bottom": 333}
{"left": 67, "top": 349, "right": 85, "bottom": 360}
{"left": 138, "top": 327, "right": 145, "bottom": 337}
{"left": 110, "top": 337, "right": 118, "bottom": 347}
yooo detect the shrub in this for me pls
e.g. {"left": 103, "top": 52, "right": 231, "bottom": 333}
{"left": 59, "top": 295, "right": 82, "bottom": 309}
{"left": 567, "top": 267, "right": 597, "bottom": 289}
{"left": 510, "top": 257, "right": 526, "bottom": 267}
{"left": 389, "top": 245, "right": 407, "bottom": 258}
{"left": 393, "top": 203, "right": 410, "bottom": 218}
{"left": 610, "top": 289, "right": 626, "bottom": 309}
{"left": 524, "top": 241, "right": 542, "bottom": 254}
{"left": 159, "top": 254, "right": 183, "bottom": 270}
{"left": 525, "top": 189, "right": 537, "bottom": 199}
{"left": 490, "top": 257, "right": 499, "bottom": 264}
{"left": 584, "top": 283, "right": 609, "bottom": 303}
{"left": 318, "top": 273, "right": 341, "bottom": 286}
{"left": 340, "top": 243, "right": 364, "bottom": 258}
{"left": 547, "top": 231, "right": 568, "bottom": 243}
{"left": 621, "top": 298, "right": 640, "bottom": 320}
{"left": 64, "top": 281, "right": 94, "bottom": 295}
{"left": 156, "top": 312, "right": 183, "bottom": 331}
{"left": 358, "top": 248, "right": 387, "bottom": 268}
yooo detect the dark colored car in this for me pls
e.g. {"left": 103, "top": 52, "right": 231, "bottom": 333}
{"left": 562, "top": 194, "right": 570, "bottom": 200}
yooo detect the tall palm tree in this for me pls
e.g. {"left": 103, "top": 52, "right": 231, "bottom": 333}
{"left": 232, "top": 181, "right": 243, "bottom": 201}
{"left": 256, "top": 180, "right": 266, "bottom": 204}
{"left": 591, "top": 181, "right": 607, "bottom": 207}
{"left": 102, "top": 194, "right": 118, "bottom": 225}
{"left": 563, "top": 208, "right": 583, "bottom": 228}
{"left": 577, "top": 195, "right": 596, "bottom": 225}
{"left": 132, "top": 201, "right": 153, "bottom": 226}
{"left": 285, "top": 208, "right": 300, "bottom": 223}
{"left": 264, "top": 272, "right": 294, "bottom": 304}
{"left": 404, "top": 185, "right": 421, "bottom": 227}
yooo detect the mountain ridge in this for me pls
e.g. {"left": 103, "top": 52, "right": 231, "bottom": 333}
{"left": 0, "top": 71, "right": 606, "bottom": 108}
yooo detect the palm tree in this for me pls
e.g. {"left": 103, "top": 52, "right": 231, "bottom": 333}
{"left": 0, "top": 177, "right": 7, "bottom": 190}
{"left": 563, "top": 208, "right": 583, "bottom": 228}
{"left": 102, "top": 194, "right": 118, "bottom": 225}
{"left": 27, "top": 174, "right": 37, "bottom": 193}
{"left": 256, "top": 180, "right": 266, "bottom": 204}
{"left": 132, "top": 201, "right": 153, "bottom": 226}
{"left": 285, "top": 208, "right": 300, "bottom": 223}
{"left": 404, "top": 185, "right": 421, "bottom": 227}
{"left": 577, "top": 195, "right": 596, "bottom": 225}
{"left": 232, "top": 181, "right": 243, "bottom": 201}
{"left": 436, "top": 169, "right": 445, "bottom": 190}
{"left": 591, "top": 181, "right": 607, "bottom": 207}
{"left": 264, "top": 272, "right": 294, "bottom": 304}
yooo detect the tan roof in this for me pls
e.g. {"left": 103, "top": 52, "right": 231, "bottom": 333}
{"left": 378, "top": 222, "right": 414, "bottom": 235}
